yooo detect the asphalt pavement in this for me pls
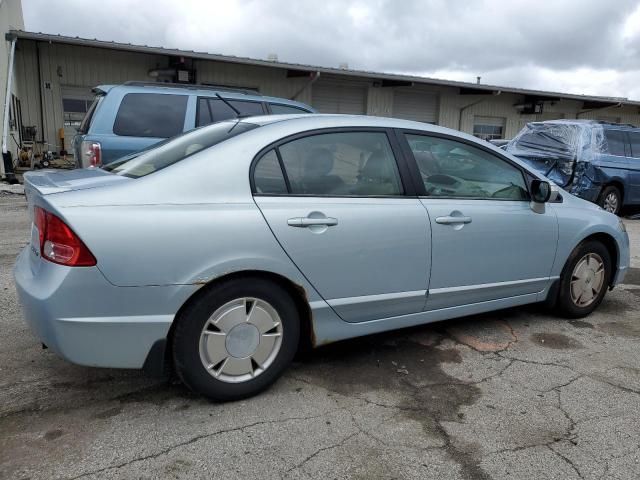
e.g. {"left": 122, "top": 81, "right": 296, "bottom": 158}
{"left": 1, "top": 192, "right": 639, "bottom": 480}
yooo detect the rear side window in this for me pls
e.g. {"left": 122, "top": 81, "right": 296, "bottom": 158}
{"left": 628, "top": 131, "right": 640, "bottom": 158}
{"left": 197, "top": 98, "right": 265, "bottom": 126}
{"left": 604, "top": 130, "right": 627, "bottom": 156}
{"left": 253, "top": 150, "right": 288, "bottom": 194}
{"left": 113, "top": 93, "right": 188, "bottom": 138}
{"left": 269, "top": 103, "right": 309, "bottom": 114}
{"left": 276, "top": 131, "right": 403, "bottom": 196}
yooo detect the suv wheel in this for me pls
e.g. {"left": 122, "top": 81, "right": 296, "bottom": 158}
{"left": 172, "top": 277, "right": 300, "bottom": 401}
{"left": 557, "top": 241, "right": 611, "bottom": 318}
{"left": 598, "top": 185, "right": 621, "bottom": 215}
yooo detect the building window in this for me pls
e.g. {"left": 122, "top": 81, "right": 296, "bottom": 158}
{"left": 473, "top": 116, "right": 506, "bottom": 141}
{"left": 63, "top": 97, "right": 93, "bottom": 128}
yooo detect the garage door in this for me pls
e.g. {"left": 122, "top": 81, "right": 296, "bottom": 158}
{"left": 392, "top": 90, "right": 439, "bottom": 124}
{"left": 61, "top": 86, "right": 95, "bottom": 154}
{"left": 312, "top": 81, "right": 367, "bottom": 114}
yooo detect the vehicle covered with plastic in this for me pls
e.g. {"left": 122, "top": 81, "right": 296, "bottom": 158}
{"left": 505, "top": 120, "right": 640, "bottom": 214}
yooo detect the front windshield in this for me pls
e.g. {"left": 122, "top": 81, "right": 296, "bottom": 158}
{"left": 105, "top": 121, "right": 259, "bottom": 178}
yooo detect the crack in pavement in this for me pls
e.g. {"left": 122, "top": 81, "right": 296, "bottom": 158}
{"left": 284, "top": 431, "right": 360, "bottom": 476}
{"left": 548, "top": 443, "right": 584, "bottom": 479}
{"left": 61, "top": 408, "right": 346, "bottom": 480}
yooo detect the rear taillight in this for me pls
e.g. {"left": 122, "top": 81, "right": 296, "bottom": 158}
{"left": 34, "top": 206, "right": 96, "bottom": 266}
{"left": 80, "top": 140, "right": 102, "bottom": 167}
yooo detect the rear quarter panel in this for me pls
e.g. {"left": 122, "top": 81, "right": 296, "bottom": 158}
{"left": 48, "top": 129, "right": 328, "bottom": 302}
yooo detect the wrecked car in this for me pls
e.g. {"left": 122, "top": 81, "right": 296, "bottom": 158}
{"left": 505, "top": 120, "right": 640, "bottom": 214}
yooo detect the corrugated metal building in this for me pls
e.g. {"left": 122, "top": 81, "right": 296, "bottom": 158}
{"left": 3, "top": 5, "right": 640, "bottom": 165}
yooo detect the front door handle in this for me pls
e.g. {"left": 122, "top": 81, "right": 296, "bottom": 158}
{"left": 435, "top": 215, "right": 472, "bottom": 225}
{"left": 287, "top": 217, "right": 339, "bottom": 227}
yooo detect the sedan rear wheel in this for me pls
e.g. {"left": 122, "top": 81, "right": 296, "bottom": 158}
{"left": 199, "top": 297, "right": 283, "bottom": 383}
{"left": 173, "top": 278, "right": 300, "bottom": 401}
{"left": 557, "top": 241, "right": 611, "bottom": 318}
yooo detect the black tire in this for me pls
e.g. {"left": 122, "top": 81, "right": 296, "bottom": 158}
{"left": 598, "top": 185, "right": 622, "bottom": 215}
{"left": 172, "top": 277, "right": 300, "bottom": 401}
{"left": 556, "top": 240, "right": 611, "bottom": 318}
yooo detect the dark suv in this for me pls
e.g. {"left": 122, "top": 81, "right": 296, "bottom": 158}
{"left": 506, "top": 120, "right": 640, "bottom": 214}
{"left": 73, "top": 82, "right": 315, "bottom": 168}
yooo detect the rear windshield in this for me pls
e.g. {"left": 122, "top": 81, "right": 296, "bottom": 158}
{"left": 104, "top": 121, "right": 258, "bottom": 178}
{"left": 77, "top": 94, "right": 103, "bottom": 134}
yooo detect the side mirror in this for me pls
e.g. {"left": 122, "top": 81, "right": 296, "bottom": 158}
{"left": 531, "top": 179, "right": 551, "bottom": 203}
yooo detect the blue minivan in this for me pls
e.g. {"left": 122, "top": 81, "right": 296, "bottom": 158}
{"left": 73, "top": 82, "right": 316, "bottom": 168}
{"left": 506, "top": 120, "right": 640, "bottom": 214}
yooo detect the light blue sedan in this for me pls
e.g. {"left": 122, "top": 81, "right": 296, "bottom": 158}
{"left": 14, "top": 115, "right": 630, "bottom": 401}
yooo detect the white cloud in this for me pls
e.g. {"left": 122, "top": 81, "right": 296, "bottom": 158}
{"left": 21, "top": 0, "right": 640, "bottom": 99}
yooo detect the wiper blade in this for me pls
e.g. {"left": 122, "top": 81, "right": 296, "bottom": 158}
{"left": 227, "top": 118, "right": 242, "bottom": 134}
{"left": 216, "top": 93, "right": 242, "bottom": 117}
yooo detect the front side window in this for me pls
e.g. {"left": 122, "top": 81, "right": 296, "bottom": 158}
{"left": 197, "top": 98, "right": 265, "bottom": 126}
{"left": 604, "top": 130, "right": 627, "bottom": 156}
{"left": 406, "top": 134, "right": 528, "bottom": 200}
{"left": 113, "top": 93, "right": 188, "bottom": 138}
{"left": 276, "top": 131, "right": 403, "bottom": 196}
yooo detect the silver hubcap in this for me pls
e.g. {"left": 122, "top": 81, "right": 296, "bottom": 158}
{"left": 199, "top": 298, "right": 282, "bottom": 383}
{"left": 570, "top": 253, "right": 605, "bottom": 307}
{"left": 603, "top": 192, "right": 618, "bottom": 213}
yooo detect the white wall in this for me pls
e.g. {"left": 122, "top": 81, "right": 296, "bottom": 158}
{"left": 0, "top": 0, "right": 24, "bottom": 166}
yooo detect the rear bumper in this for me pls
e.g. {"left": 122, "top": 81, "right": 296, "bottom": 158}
{"left": 13, "top": 247, "right": 197, "bottom": 368}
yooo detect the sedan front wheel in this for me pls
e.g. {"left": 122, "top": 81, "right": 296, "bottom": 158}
{"left": 172, "top": 277, "right": 300, "bottom": 401}
{"left": 557, "top": 241, "right": 611, "bottom": 318}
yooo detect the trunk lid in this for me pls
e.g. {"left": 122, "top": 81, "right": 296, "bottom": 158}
{"left": 23, "top": 168, "right": 130, "bottom": 220}
{"left": 23, "top": 168, "right": 128, "bottom": 196}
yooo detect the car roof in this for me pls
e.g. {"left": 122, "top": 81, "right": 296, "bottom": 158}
{"left": 240, "top": 113, "right": 476, "bottom": 138}
{"left": 528, "top": 119, "right": 638, "bottom": 130}
{"left": 94, "top": 84, "right": 313, "bottom": 109}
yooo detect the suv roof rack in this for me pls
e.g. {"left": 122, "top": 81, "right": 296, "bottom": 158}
{"left": 594, "top": 120, "right": 637, "bottom": 128}
{"left": 122, "top": 81, "right": 261, "bottom": 96}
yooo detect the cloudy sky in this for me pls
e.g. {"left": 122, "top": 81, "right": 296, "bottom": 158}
{"left": 22, "top": 0, "right": 640, "bottom": 100}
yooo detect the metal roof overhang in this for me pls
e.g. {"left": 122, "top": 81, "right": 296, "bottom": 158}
{"left": 11, "top": 30, "right": 640, "bottom": 108}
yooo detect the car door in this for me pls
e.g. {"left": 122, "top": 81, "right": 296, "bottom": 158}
{"left": 252, "top": 129, "right": 431, "bottom": 323}
{"left": 600, "top": 128, "right": 632, "bottom": 202}
{"left": 626, "top": 130, "right": 640, "bottom": 204}
{"left": 399, "top": 132, "right": 558, "bottom": 310}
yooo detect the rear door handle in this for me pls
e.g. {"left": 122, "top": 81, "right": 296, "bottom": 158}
{"left": 435, "top": 215, "right": 472, "bottom": 225}
{"left": 287, "top": 217, "right": 339, "bottom": 227}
